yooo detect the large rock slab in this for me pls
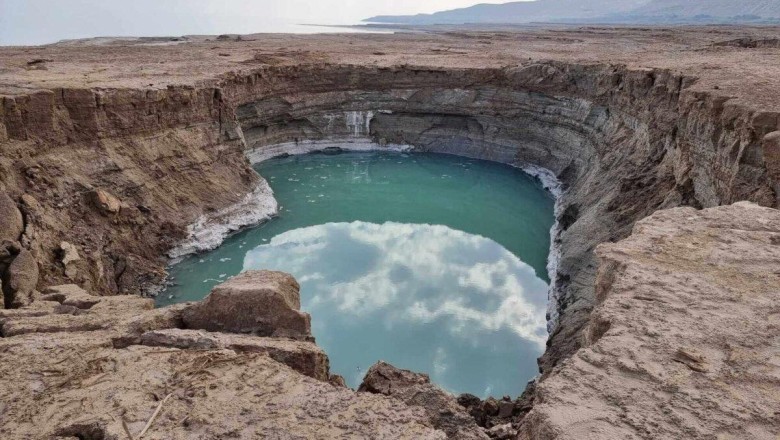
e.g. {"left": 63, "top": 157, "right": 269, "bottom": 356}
{"left": 182, "top": 270, "right": 311, "bottom": 338}
{"left": 359, "top": 361, "right": 489, "bottom": 440}
{"left": 519, "top": 202, "right": 780, "bottom": 439}
{"left": 140, "top": 328, "right": 330, "bottom": 381}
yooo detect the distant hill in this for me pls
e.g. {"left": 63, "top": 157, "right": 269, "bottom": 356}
{"left": 626, "top": 0, "right": 780, "bottom": 20}
{"left": 365, "top": 0, "right": 780, "bottom": 25}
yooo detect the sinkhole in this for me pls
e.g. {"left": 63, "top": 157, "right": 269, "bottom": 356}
{"left": 159, "top": 150, "right": 556, "bottom": 397}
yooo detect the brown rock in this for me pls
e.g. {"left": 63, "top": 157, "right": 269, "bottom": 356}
{"left": 329, "top": 374, "right": 348, "bottom": 388}
{"left": 488, "top": 423, "right": 516, "bottom": 440}
{"left": 3, "top": 249, "right": 38, "bottom": 307}
{"left": 0, "top": 191, "right": 23, "bottom": 244}
{"left": 497, "top": 400, "right": 514, "bottom": 419}
{"left": 182, "top": 271, "right": 311, "bottom": 338}
{"left": 140, "top": 329, "right": 330, "bottom": 380}
{"left": 481, "top": 398, "right": 499, "bottom": 417}
{"left": 358, "top": 360, "right": 430, "bottom": 394}
{"left": 90, "top": 189, "right": 121, "bottom": 214}
{"left": 518, "top": 203, "right": 780, "bottom": 439}
{"left": 762, "top": 131, "right": 780, "bottom": 183}
{"left": 0, "top": 334, "right": 441, "bottom": 439}
{"left": 59, "top": 242, "right": 81, "bottom": 280}
{"left": 359, "top": 361, "right": 489, "bottom": 440}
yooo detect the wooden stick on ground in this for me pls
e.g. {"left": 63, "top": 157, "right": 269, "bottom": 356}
{"left": 121, "top": 418, "right": 135, "bottom": 440}
{"left": 137, "top": 393, "right": 172, "bottom": 439}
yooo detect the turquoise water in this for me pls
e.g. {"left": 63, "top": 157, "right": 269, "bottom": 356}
{"left": 159, "top": 151, "right": 555, "bottom": 397}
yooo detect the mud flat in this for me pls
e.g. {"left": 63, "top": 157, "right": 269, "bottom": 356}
{"left": 1, "top": 26, "right": 780, "bottom": 438}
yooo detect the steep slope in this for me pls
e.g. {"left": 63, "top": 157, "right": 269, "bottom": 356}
{"left": 520, "top": 202, "right": 780, "bottom": 439}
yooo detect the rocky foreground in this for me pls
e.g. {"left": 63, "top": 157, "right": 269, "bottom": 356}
{"left": 0, "top": 203, "right": 777, "bottom": 439}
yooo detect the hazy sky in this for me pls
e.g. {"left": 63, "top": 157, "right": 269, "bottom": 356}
{"left": 0, "top": 0, "right": 510, "bottom": 46}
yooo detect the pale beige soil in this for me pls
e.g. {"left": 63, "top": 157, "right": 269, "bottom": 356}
{"left": 1, "top": 26, "right": 780, "bottom": 112}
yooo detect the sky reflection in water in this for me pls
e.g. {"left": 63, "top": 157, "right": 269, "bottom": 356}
{"left": 160, "top": 152, "right": 555, "bottom": 397}
{"left": 243, "top": 221, "right": 548, "bottom": 396}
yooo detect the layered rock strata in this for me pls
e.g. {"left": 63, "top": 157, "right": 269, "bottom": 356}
{"left": 0, "top": 272, "right": 447, "bottom": 439}
{"left": 2, "top": 61, "right": 778, "bottom": 374}
{"left": 226, "top": 63, "right": 779, "bottom": 373}
{"left": 518, "top": 202, "right": 780, "bottom": 439}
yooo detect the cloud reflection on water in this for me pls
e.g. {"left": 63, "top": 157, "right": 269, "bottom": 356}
{"left": 243, "top": 221, "right": 548, "bottom": 395}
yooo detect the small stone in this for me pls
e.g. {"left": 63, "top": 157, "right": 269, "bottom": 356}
{"left": 329, "top": 374, "right": 347, "bottom": 388}
{"left": 487, "top": 423, "right": 516, "bottom": 439}
{"left": 481, "top": 398, "right": 500, "bottom": 417}
{"left": 90, "top": 189, "right": 121, "bottom": 214}
{"left": 458, "top": 393, "right": 482, "bottom": 408}
{"left": 59, "top": 242, "right": 81, "bottom": 280}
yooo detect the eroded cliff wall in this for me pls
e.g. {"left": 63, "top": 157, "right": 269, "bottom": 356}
{"left": 0, "top": 86, "right": 258, "bottom": 297}
{"left": 0, "top": 62, "right": 778, "bottom": 374}
{"left": 219, "top": 63, "right": 779, "bottom": 371}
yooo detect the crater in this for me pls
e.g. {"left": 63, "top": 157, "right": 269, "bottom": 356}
{"left": 161, "top": 151, "right": 556, "bottom": 397}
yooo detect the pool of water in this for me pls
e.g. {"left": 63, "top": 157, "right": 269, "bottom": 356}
{"left": 159, "top": 151, "right": 555, "bottom": 397}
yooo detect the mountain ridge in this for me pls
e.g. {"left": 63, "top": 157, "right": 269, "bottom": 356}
{"left": 365, "top": 0, "right": 780, "bottom": 25}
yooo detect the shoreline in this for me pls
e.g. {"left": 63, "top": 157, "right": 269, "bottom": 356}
{"left": 168, "top": 140, "right": 565, "bottom": 343}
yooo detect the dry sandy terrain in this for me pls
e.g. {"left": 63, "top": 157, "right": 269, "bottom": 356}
{"left": 1, "top": 25, "right": 780, "bottom": 111}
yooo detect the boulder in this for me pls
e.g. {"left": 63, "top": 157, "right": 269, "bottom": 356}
{"left": 90, "top": 189, "right": 121, "bottom": 214}
{"left": 0, "top": 192, "right": 23, "bottom": 244}
{"left": 359, "top": 361, "right": 489, "bottom": 440}
{"left": 3, "top": 249, "right": 39, "bottom": 308}
{"left": 182, "top": 271, "right": 311, "bottom": 339}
